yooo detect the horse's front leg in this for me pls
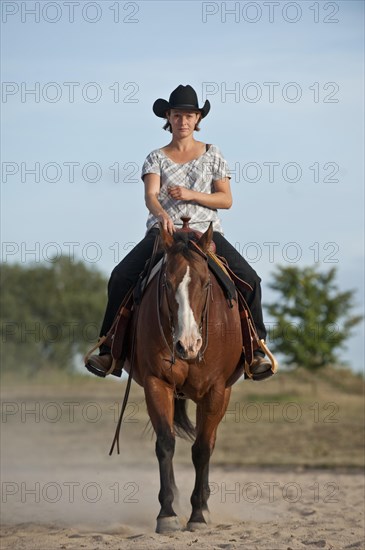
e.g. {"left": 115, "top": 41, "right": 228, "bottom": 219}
{"left": 144, "top": 375, "right": 180, "bottom": 534}
{"left": 188, "top": 386, "right": 231, "bottom": 530}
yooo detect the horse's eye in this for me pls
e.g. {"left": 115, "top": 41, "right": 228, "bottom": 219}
{"left": 165, "top": 279, "right": 173, "bottom": 290}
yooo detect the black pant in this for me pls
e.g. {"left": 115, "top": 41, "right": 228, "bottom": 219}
{"left": 99, "top": 228, "right": 267, "bottom": 353}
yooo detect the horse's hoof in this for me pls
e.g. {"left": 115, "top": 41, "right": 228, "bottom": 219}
{"left": 156, "top": 516, "right": 181, "bottom": 534}
{"left": 186, "top": 521, "right": 208, "bottom": 531}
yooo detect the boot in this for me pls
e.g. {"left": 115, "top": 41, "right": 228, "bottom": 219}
{"left": 85, "top": 354, "right": 122, "bottom": 378}
{"left": 248, "top": 351, "right": 275, "bottom": 381}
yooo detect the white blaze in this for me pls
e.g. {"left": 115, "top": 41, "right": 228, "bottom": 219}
{"left": 174, "top": 266, "right": 201, "bottom": 353}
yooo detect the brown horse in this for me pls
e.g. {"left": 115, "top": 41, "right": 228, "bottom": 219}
{"left": 121, "top": 222, "right": 244, "bottom": 533}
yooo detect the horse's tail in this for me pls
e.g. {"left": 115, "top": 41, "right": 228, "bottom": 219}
{"left": 173, "top": 398, "right": 195, "bottom": 440}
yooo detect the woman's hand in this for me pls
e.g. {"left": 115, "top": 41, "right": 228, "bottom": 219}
{"left": 167, "top": 179, "right": 232, "bottom": 210}
{"left": 167, "top": 186, "right": 195, "bottom": 201}
{"left": 144, "top": 174, "right": 176, "bottom": 234}
{"left": 157, "top": 211, "right": 176, "bottom": 235}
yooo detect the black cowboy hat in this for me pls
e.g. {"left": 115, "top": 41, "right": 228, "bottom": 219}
{"left": 153, "top": 85, "right": 210, "bottom": 119}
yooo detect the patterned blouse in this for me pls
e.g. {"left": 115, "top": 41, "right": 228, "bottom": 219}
{"left": 141, "top": 144, "right": 231, "bottom": 235}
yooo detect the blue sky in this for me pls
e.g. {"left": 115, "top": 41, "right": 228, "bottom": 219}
{"left": 1, "top": 0, "right": 364, "bottom": 371}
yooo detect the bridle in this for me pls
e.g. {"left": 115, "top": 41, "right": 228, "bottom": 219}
{"left": 156, "top": 240, "right": 212, "bottom": 367}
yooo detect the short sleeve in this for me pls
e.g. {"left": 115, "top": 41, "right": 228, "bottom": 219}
{"left": 211, "top": 147, "right": 231, "bottom": 181}
{"left": 141, "top": 150, "right": 161, "bottom": 181}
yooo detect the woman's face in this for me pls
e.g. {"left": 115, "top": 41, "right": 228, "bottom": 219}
{"left": 167, "top": 109, "right": 200, "bottom": 137}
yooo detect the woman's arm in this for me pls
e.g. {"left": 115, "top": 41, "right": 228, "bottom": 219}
{"left": 167, "top": 178, "right": 232, "bottom": 209}
{"left": 144, "top": 173, "right": 176, "bottom": 234}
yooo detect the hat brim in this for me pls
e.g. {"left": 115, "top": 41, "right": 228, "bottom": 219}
{"left": 153, "top": 98, "right": 210, "bottom": 119}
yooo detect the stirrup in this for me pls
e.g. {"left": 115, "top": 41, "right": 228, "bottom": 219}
{"left": 258, "top": 340, "right": 278, "bottom": 372}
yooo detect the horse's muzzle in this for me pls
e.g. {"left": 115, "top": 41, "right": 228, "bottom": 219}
{"left": 175, "top": 337, "right": 202, "bottom": 360}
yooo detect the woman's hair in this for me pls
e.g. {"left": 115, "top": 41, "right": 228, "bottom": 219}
{"left": 163, "top": 110, "right": 202, "bottom": 133}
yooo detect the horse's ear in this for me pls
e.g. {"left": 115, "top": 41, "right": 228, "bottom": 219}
{"left": 197, "top": 222, "right": 213, "bottom": 253}
{"left": 159, "top": 222, "right": 174, "bottom": 250}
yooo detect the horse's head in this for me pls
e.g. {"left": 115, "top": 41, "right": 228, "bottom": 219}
{"left": 160, "top": 223, "right": 213, "bottom": 361}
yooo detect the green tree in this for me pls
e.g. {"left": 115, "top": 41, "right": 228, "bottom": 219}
{"left": 1, "top": 257, "right": 107, "bottom": 373}
{"left": 265, "top": 266, "right": 363, "bottom": 370}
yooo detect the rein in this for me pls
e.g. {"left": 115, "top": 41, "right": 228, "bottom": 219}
{"left": 157, "top": 262, "right": 176, "bottom": 366}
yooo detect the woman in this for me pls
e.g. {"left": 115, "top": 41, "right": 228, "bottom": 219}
{"left": 86, "top": 85, "right": 274, "bottom": 380}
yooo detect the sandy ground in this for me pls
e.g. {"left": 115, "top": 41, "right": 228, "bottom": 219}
{"left": 1, "top": 375, "right": 364, "bottom": 549}
{"left": 2, "top": 462, "right": 364, "bottom": 549}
